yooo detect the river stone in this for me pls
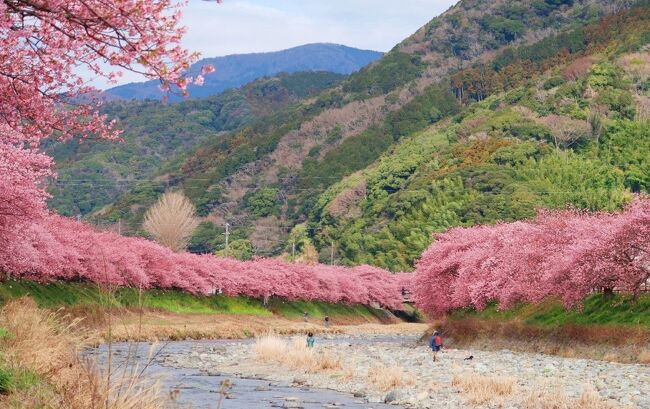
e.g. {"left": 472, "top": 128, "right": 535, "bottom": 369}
{"left": 383, "top": 389, "right": 404, "bottom": 403}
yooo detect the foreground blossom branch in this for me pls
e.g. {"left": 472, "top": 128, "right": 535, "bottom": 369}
{"left": 0, "top": 0, "right": 214, "bottom": 258}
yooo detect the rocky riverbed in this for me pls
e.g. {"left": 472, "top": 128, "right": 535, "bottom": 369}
{"left": 163, "top": 334, "right": 650, "bottom": 409}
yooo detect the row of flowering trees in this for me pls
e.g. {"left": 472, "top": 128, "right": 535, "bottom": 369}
{"left": 0, "top": 0, "right": 406, "bottom": 310}
{"left": 0, "top": 213, "right": 407, "bottom": 309}
{"left": 413, "top": 198, "right": 650, "bottom": 316}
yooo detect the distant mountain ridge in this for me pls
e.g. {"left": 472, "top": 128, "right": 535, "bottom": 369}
{"left": 106, "top": 43, "right": 383, "bottom": 101}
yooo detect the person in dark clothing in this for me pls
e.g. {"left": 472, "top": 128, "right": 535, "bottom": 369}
{"left": 429, "top": 331, "right": 443, "bottom": 362}
{"left": 324, "top": 316, "right": 330, "bottom": 328}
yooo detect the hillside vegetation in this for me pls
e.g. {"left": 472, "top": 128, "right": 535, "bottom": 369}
{"left": 49, "top": 71, "right": 345, "bottom": 217}
{"left": 72, "top": 0, "right": 650, "bottom": 263}
{"left": 308, "top": 4, "right": 650, "bottom": 270}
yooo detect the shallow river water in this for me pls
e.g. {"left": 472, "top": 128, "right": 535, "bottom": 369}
{"left": 88, "top": 337, "right": 411, "bottom": 409}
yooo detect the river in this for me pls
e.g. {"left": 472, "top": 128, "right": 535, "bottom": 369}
{"left": 88, "top": 338, "right": 409, "bottom": 409}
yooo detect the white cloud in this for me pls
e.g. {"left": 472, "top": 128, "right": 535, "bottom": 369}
{"left": 86, "top": 0, "right": 457, "bottom": 88}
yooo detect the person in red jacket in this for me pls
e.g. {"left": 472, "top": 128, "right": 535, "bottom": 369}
{"left": 429, "top": 331, "right": 443, "bottom": 362}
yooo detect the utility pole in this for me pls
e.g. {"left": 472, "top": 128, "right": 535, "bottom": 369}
{"left": 330, "top": 240, "right": 335, "bottom": 265}
{"left": 292, "top": 239, "right": 296, "bottom": 259}
{"left": 225, "top": 222, "right": 230, "bottom": 257}
{"left": 117, "top": 218, "right": 121, "bottom": 236}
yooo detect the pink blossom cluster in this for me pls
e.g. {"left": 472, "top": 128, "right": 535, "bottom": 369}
{"left": 413, "top": 199, "right": 650, "bottom": 316}
{"left": 0, "top": 214, "right": 405, "bottom": 309}
{"left": 0, "top": 0, "right": 213, "bottom": 256}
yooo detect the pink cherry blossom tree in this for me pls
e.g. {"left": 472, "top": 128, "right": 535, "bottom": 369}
{"left": 0, "top": 212, "right": 407, "bottom": 307}
{"left": 0, "top": 0, "right": 214, "bottom": 249}
{"left": 414, "top": 198, "right": 650, "bottom": 316}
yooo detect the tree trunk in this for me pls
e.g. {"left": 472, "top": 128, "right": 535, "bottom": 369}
{"left": 603, "top": 287, "right": 614, "bottom": 298}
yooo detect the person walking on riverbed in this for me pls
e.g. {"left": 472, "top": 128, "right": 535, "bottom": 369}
{"left": 306, "top": 332, "right": 315, "bottom": 348}
{"left": 430, "top": 331, "right": 443, "bottom": 362}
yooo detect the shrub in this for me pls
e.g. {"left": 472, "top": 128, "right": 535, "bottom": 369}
{"left": 255, "top": 335, "right": 341, "bottom": 373}
{"left": 543, "top": 76, "right": 566, "bottom": 90}
{"left": 452, "top": 373, "right": 516, "bottom": 405}
{"left": 245, "top": 188, "right": 280, "bottom": 218}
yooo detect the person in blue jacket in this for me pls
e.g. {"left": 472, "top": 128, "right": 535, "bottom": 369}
{"left": 429, "top": 331, "right": 443, "bottom": 362}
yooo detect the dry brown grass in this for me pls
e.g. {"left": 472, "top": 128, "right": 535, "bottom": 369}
{"left": 367, "top": 365, "right": 415, "bottom": 391}
{"left": 637, "top": 349, "right": 650, "bottom": 364}
{"left": 100, "top": 309, "right": 344, "bottom": 341}
{"left": 435, "top": 317, "right": 650, "bottom": 364}
{"left": 635, "top": 95, "right": 650, "bottom": 122}
{"left": 90, "top": 308, "right": 421, "bottom": 342}
{"left": 340, "top": 322, "right": 429, "bottom": 336}
{"left": 451, "top": 372, "right": 516, "bottom": 405}
{"left": 0, "top": 298, "right": 164, "bottom": 409}
{"left": 562, "top": 56, "right": 597, "bottom": 81}
{"left": 523, "top": 386, "right": 615, "bottom": 409}
{"left": 618, "top": 52, "right": 650, "bottom": 80}
{"left": 255, "top": 335, "right": 341, "bottom": 373}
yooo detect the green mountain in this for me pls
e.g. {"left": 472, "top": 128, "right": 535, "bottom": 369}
{"left": 57, "top": 0, "right": 649, "bottom": 264}
{"left": 305, "top": 6, "right": 650, "bottom": 270}
{"left": 49, "top": 71, "right": 345, "bottom": 216}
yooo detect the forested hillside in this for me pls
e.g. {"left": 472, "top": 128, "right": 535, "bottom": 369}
{"left": 64, "top": 0, "right": 649, "bottom": 263}
{"left": 308, "top": 6, "right": 650, "bottom": 270}
{"left": 49, "top": 71, "right": 345, "bottom": 216}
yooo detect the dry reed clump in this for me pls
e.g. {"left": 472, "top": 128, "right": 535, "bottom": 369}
{"left": 451, "top": 372, "right": 516, "bottom": 405}
{"left": 523, "top": 386, "right": 615, "bottom": 409}
{"left": 143, "top": 190, "right": 199, "bottom": 252}
{"left": 255, "top": 335, "right": 341, "bottom": 373}
{"left": 637, "top": 349, "right": 650, "bottom": 364}
{"left": 0, "top": 298, "right": 164, "bottom": 409}
{"left": 366, "top": 365, "right": 415, "bottom": 391}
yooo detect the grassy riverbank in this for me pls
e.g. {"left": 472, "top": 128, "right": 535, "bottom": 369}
{"left": 0, "top": 280, "right": 405, "bottom": 341}
{"left": 0, "top": 299, "right": 163, "bottom": 408}
{"left": 435, "top": 294, "right": 650, "bottom": 364}
{"left": 448, "top": 294, "right": 650, "bottom": 328}
{"left": 0, "top": 280, "right": 394, "bottom": 321}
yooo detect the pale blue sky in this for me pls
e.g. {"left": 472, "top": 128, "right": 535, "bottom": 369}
{"left": 94, "top": 0, "right": 457, "bottom": 87}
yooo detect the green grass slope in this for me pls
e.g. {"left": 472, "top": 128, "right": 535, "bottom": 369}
{"left": 449, "top": 294, "right": 650, "bottom": 328}
{"left": 0, "top": 280, "right": 390, "bottom": 320}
